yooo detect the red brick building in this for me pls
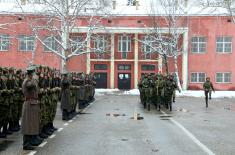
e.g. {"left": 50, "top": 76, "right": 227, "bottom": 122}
{"left": 0, "top": 0, "right": 235, "bottom": 90}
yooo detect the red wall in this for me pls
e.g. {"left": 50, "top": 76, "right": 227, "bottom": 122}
{"left": 1, "top": 15, "right": 235, "bottom": 90}
{"left": 188, "top": 16, "right": 235, "bottom": 90}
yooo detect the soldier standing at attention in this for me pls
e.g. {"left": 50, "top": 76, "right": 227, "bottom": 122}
{"left": 61, "top": 72, "right": 72, "bottom": 121}
{"left": 21, "top": 66, "right": 42, "bottom": 150}
{"left": 203, "top": 77, "right": 215, "bottom": 108}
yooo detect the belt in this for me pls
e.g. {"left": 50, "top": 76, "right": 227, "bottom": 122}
{"left": 25, "top": 98, "right": 38, "bottom": 101}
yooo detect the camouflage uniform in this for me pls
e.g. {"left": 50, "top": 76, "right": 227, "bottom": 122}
{"left": 203, "top": 77, "right": 214, "bottom": 108}
{"left": 0, "top": 67, "right": 8, "bottom": 138}
{"left": 163, "top": 75, "right": 177, "bottom": 111}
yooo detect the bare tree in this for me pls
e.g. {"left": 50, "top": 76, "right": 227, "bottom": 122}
{"left": 135, "top": 0, "right": 188, "bottom": 91}
{"left": 13, "top": 0, "right": 112, "bottom": 72}
{"left": 199, "top": 0, "right": 235, "bottom": 22}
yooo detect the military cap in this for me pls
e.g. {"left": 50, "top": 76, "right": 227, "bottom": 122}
{"left": 26, "top": 65, "right": 36, "bottom": 74}
{"left": 61, "top": 71, "right": 68, "bottom": 75}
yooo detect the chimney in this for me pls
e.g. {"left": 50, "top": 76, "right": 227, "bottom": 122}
{"left": 135, "top": 1, "right": 139, "bottom": 10}
{"left": 112, "top": 1, "right": 116, "bottom": 10}
{"left": 21, "top": 0, "right": 26, "bottom": 5}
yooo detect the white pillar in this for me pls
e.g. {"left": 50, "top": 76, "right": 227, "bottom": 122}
{"left": 134, "top": 33, "right": 139, "bottom": 89}
{"left": 182, "top": 31, "right": 188, "bottom": 90}
{"left": 110, "top": 33, "right": 115, "bottom": 89}
{"left": 86, "top": 37, "right": 91, "bottom": 74}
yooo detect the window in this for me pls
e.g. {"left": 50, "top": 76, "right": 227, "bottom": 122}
{"left": 142, "top": 36, "right": 153, "bottom": 59}
{"left": 216, "top": 73, "right": 231, "bottom": 83}
{"left": 141, "top": 65, "right": 155, "bottom": 71}
{"left": 19, "top": 35, "right": 35, "bottom": 51}
{"left": 191, "top": 37, "right": 206, "bottom": 53}
{"left": 118, "top": 35, "right": 131, "bottom": 59}
{"left": 93, "top": 35, "right": 108, "bottom": 58}
{"left": 44, "top": 36, "right": 59, "bottom": 52}
{"left": 190, "top": 72, "right": 206, "bottom": 83}
{"left": 216, "top": 37, "right": 232, "bottom": 53}
{"left": 118, "top": 64, "right": 131, "bottom": 70}
{"left": 127, "top": 0, "right": 134, "bottom": 5}
{"left": 70, "top": 36, "right": 83, "bottom": 53}
{"left": 94, "top": 64, "right": 107, "bottom": 70}
{"left": 118, "top": 35, "right": 131, "bottom": 52}
{"left": 94, "top": 36, "right": 107, "bottom": 51}
{"left": 0, "top": 34, "right": 10, "bottom": 51}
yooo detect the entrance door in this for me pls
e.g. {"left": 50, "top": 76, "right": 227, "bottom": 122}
{"left": 94, "top": 73, "right": 107, "bottom": 88}
{"left": 118, "top": 73, "right": 131, "bottom": 89}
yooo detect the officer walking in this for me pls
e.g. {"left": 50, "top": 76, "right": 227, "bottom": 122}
{"left": 203, "top": 77, "right": 215, "bottom": 108}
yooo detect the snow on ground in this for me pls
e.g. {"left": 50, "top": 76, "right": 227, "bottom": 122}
{"left": 95, "top": 89, "right": 119, "bottom": 96}
{"left": 96, "top": 89, "right": 235, "bottom": 98}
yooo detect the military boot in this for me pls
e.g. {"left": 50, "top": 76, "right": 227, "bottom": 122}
{"left": 206, "top": 99, "right": 208, "bottom": 108}
{"left": 42, "top": 125, "right": 53, "bottom": 136}
{"left": 46, "top": 123, "right": 54, "bottom": 133}
{"left": 3, "top": 124, "right": 13, "bottom": 135}
{"left": 13, "top": 121, "right": 21, "bottom": 132}
{"left": 49, "top": 122, "right": 57, "bottom": 131}
{"left": 30, "top": 135, "right": 43, "bottom": 146}
{"left": 39, "top": 132, "right": 48, "bottom": 139}
{"left": 9, "top": 121, "right": 18, "bottom": 132}
{"left": 0, "top": 126, "right": 7, "bottom": 138}
{"left": 23, "top": 135, "right": 35, "bottom": 150}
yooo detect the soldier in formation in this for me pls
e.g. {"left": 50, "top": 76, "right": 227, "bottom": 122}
{"left": 0, "top": 65, "right": 96, "bottom": 150}
{"left": 0, "top": 67, "right": 24, "bottom": 138}
{"left": 138, "top": 73, "right": 177, "bottom": 111}
{"left": 61, "top": 71, "right": 96, "bottom": 120}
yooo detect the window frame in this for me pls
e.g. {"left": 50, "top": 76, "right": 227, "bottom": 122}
{"left": 18, "top": 35, "right": 35, "bottom": 52}
{"left": 216, "top": 36, "right": 232, "bottom": 54}
{"left": 70, "top": 35, "right": 84, "bottom": 53}
{"left": 0, "top": 34, "right": 10, "bottom": 51}
{"left": 43, "top": 36, "right": 59, "bottom": 52}
{"left": 215, "top": 72, "right": 232, "bottom": 83}
{"left": 190, "top": 72, "right": 206, "bottom": 83}
{"left": 191, "top": 36, "right": 207, "bottom": 54}
{"left": 118, "top": 64, "right": 131, "bottom": 70}
{"left": 93, "top": 35, "right": 109, "bottom": 59}
{"left": 141, "top": 64, "right": 155, "bottom": 71}
{"left": 118, "top": 35, "right": 131, "bottom": 53}
{"left": 94, "top": 64, "right": 107, "bottom": 70}
{"left": 142, "top": 36, "right": 153, "bottom": 59}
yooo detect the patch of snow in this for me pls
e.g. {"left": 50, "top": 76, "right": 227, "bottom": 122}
{"left": 177, "top": 91, "right": 235, "bottom": 98}
{"left": 95, "top": 89, "right": 119, "bottom": 96}
{"left": 95, "top": 89, "right": 119, "bottom": 93}
{"left": 123, "top": 89, "right": 235, "bottom": 98}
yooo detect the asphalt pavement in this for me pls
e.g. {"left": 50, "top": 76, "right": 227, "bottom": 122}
{"left": 1, "top": 93, "right": 235, "bottom": 155}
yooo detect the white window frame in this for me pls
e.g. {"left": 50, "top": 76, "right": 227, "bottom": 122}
{"left": 0, "top": 34, "right": 10, "bottom": 51}
{"left": 19, "top": 35, "right": 35, "bottom": 51}
{"left": 191, "top": 36, "right": 206, "bottom": 53}
{"left": 190, "top": 72, "right": 206, "bottom": 83}
{"left": 216, "top": 36, "right": 232, "bottom": 53}
{"left": 118, "top": 35, "right": 131, "bottom": 53}
{"left": 70, "top": 36, "right": 84, "bottom": 53}
{"left": 216, "top": 72, "right": 231, "bottom": 83}
{"left": 94, "top": 35, "right": 108, "bottom": 59}
{"left": 43, "top": 36, "right": 59, "bottom": 52}
{"left": 142, "top": 36, "right": 153, "bottom": 59}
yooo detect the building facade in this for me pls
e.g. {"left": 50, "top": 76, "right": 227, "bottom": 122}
{"left": 0, "top": 0, "right": 235, "bottom": 90}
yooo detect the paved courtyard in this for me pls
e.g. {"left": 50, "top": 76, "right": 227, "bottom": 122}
{"left": 1, "top": 93, "right": 235, "bottom": 155}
